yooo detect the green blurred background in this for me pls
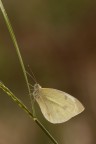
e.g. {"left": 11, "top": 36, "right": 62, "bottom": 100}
{"left": 0, "top": 0, "right": 96, "bottom": 143}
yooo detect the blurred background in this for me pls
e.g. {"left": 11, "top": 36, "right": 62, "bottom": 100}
{"left": 0, "top": 0, "right": 96, "bottom": 143}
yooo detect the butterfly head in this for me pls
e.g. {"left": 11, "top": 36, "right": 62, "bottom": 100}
{"left": 33, "top": 83, "right": 41, "bottom": 98}
{"left": 34, "top": 83, "right": 41, "bottom": 90}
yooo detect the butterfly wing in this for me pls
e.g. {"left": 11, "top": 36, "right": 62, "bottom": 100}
{"left": 35, "top": 88, "right": 84, "bottom": 124}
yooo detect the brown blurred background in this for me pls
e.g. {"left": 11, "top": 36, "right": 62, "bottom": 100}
{"left": 0, "top": 0, "right": 96, "bottom": 144}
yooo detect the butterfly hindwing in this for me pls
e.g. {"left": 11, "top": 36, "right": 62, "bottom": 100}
{"left": 35, "top": 88, "right": 84, "bottom": 124}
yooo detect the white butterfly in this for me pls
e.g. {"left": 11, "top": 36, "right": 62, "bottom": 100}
{"left": 33, "top": 83, "right": 84, "bottom": 124}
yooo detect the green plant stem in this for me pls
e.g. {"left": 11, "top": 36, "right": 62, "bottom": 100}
{"left": 0, "top": 1, "right": 58, "bottom": 144}
{"left": 0, "top": 0, "right": 29, "bottom": 95}
{"left": 0, "top": 0, "right": 36, "bottom": 116}
{"left": 0, "top": 82, "right": 58, "bottom": 144}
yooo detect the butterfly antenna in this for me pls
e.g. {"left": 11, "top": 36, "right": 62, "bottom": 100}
{"left": 27, "top": 65, "right": 38, "bottom": 84}
{"left": 26, "top": 71, "right": 37, "bottom": 84}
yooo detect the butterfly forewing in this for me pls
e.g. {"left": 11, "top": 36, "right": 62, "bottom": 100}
{"left": 35, "top": 87, "right": 84, "bottom": 124}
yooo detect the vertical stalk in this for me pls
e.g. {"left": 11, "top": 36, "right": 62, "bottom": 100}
{"left": 0, "top": 1, "right": 58, "bottom": 144}
{"left": 0, "top": 0, "right": 35, "bottom": 116}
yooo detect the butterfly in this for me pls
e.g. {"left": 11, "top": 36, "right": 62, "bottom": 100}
{"left": 32, "top": 83, "right": 84, "bottom": 124}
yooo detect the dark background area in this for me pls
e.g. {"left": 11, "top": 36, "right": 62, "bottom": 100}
{"left": 0, "top": 0, "right": 96, "bottom": 143}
